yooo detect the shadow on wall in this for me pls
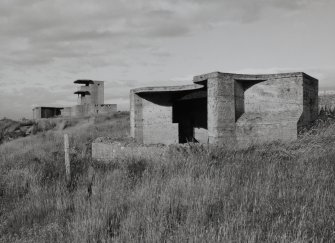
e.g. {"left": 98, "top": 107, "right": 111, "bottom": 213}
{"left": 137, "top": 93, "right": 174, "bottom": 107}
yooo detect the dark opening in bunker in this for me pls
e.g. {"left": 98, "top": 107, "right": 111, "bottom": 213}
{"left": 41, "top": 107, "right": 62, "bottom": 118}
{"left": 173, "top": 97, "right": 207, "bottom": 143}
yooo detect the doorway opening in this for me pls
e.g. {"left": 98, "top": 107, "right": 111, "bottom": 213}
{"left": 173, "top": 98, "right": 207, "bottom": 143}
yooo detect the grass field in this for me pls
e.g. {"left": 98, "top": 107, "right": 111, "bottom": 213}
{"left": 1, "top": 111, "right": 335, "bottom": 242}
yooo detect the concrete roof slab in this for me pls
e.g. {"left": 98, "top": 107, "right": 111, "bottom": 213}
{"left": 193, "top": 71, "right": 317, "bottom": 83}
{"left": 132, "top": 84, "right": 204, "bottom": 94}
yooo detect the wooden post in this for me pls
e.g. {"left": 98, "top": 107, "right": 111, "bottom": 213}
{"left": 64, "top": 134, "right": 71, "bottom": 183}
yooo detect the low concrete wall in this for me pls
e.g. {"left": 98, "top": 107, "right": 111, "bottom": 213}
{"left": 92, "top": 139, "right": 167, "bottom": 161}
{"left": 92, "top": 138, "right": 210, "bottom": 161}
{"left": 61, "top": 107, "right": 72, "bottom": 117}
{"left": 61, "top": 104, "right": 117, "bottom": 118}
{"left": 87, "top": 104, "right": 117, "bottom": 116}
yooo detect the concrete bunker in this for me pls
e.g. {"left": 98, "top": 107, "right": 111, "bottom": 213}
{"left": 131, "top": 72, "right": 319, "bottom": 147}
{"left": 32, "top": 107, "right": 63, "bottom": 119}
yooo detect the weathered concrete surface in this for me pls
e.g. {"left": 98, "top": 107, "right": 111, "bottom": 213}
{"left": 92, "top": 137, "right": 167, "bottom": 161}
{"left": 90, "top": 104, "right": 117, "bottom": 116}
{"left": 207, "top": 76, "right": 236, "bottom": 146}
{"left": 131, "top": 72, "right": 318, "bottom": 147}
{"left": 60, "top": 107, "right": 72, "bottom": 117}
{"left": 236, "top": 75, "right": 304, "bottom": 146}
{"left": 92, "top": 137, "right": 208, "bottom": 162}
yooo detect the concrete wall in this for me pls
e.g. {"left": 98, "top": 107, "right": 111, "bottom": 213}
{"left": 33, "top": 107, "right": 41, "bottom": 119}
{"left": 243, "top": 77, "right": 303, "bottom": 114}
{"left": 236, "top": 76, "right": 304, "bottom": 146}
{"left": 92, "top": 141, "right": 166, "bottom": 161}
{"left": 96, "top": 81, "right": 104, "bottom": 105}
{"left": 301, "top": 76, "right": 319, "bottom": 127}
{"left": 137, "top": 93, "right": 178, "bottom": 145}
{"left": 130, "top": 91, "right": 179, "bottom": 145}
{"left": 70, "top": 105, "right": 84, "bottom": 117}
{"left": 88, "top": 104, "right": 117, "bottom": 116}
{"left": 89, "top": 81, "right": 104, "bottom": 105}
{"left": 130, "top": 91, "right": 143, "bottom": 140}
{"left": 61, "top": 107, "right": 72, "bottom": 117}
{"left": 98, "top": 104, "right": 116, "bottom": 115}
{"left": 234, "top": 81, "right": 245, "bottom": 121}
{"left": 61, "top": 104, "right": 117, "bottom": 118}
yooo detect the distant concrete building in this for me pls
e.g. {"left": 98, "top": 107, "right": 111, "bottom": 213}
{"left": 61, "top": 80, "right": 117, "bottom": 118}
{"left": 33, "top": 107, "right": 63, "bottom": 119}
{"left": 130, "top": 72, "right": 318, "bottom": 147}
{"left": 33, "top": 80, "right": 117, "bottom": 119}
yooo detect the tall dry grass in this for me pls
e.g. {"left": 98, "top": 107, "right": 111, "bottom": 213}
{"left": 0, "top": 111, "right": 335, "bottom": 242}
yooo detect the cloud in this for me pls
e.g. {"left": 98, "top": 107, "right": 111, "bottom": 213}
{"left": 0, "top": 0, "right": 324, "bottom": 68}
{"left": 0, "top": 0, "right": 332, "bottom": 118}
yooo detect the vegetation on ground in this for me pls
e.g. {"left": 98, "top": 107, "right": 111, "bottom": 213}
{"left": 1, "top": 110, "right": 335, "bottom": 242}
{"left": 0, "top": 117, "right": 83, "bottom": 144}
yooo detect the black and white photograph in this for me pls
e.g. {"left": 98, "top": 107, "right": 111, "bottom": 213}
{"left": 0, "top": 0, "right": 335, "bottom": 242}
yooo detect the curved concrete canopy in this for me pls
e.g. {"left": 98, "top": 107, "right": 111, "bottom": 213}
{"left": 132, "top": 84, "right": 204, "bottom": 94}
{"left": 74, "top": 91, "right": 91, "bottom": 95}
{"left": 74, "top": 79, "right": 94, "bottom": 84}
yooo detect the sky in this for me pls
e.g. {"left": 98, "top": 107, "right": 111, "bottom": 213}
{"left": 0, "top": 0, "right": 335, "bottom": 119}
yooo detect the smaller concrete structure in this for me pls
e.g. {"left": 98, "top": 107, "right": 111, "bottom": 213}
{"left": 33, "top": 80, "right": 117, "bottom": 119}
{"left": 61, "top": 80, "right": 117, "bottom": 118}
{"left": 32, "top": 107, "right": 63, "bottom": 119}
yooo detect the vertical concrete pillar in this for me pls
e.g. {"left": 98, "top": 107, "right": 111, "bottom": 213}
{"left": 88, "top": 84, "right": 96, "bottom": 105}
{"left": 96, "top": 82, "right": 104, "bottom": 105}
{"left": 130, "top": 91, "right": 135, "bottom": 138}
{"left": 130, "top": 91, "right": 144, "bottom": 142}
{"left": 33, "top": 107, "right": 42, "bottom": 119}
{"left": 207, "top": 75, "right": 236, "bottom": 146}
